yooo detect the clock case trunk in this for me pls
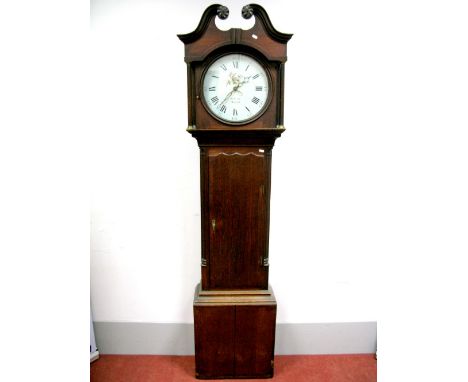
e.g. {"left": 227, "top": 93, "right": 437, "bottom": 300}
{"left": 178, "top": 4, "right": 291, "bottom": 379}
{"left": 200, "top": 144, "right": 272, "bottom": 290}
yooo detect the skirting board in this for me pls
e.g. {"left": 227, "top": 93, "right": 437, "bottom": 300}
{"left": 93, "top": 322, "right": 376, "bottom": 355}
{"left": 90, "top": 350, "right": 100, "bottom": 363}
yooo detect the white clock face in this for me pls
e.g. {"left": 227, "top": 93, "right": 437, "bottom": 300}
{"left": 202, "top": 53, "right": 270, "bottom": 124}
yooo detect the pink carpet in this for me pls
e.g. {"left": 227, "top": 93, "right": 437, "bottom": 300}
{"left": 91, "top": 354, "right": 376, "bottom": 382}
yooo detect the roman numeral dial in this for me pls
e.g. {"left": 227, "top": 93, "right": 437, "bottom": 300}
{"left": 202, "top": 53, "right": 270, "bottom": 123}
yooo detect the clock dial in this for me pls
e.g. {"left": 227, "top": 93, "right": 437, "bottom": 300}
{"left": 202, "top": 53, "right": 270, "bottom": 124}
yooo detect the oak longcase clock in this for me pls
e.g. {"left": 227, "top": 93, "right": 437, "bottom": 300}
{"left": 178, "top": 4, "right": 292, "bottom": 379}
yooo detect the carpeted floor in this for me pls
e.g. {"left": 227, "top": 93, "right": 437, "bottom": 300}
{"left": 90, "top": 354, "right": 376, "bottom": 382}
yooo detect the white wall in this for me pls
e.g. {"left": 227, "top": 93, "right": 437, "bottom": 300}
{"left": 90, "top": 0, "right": 467, "bottom": 326}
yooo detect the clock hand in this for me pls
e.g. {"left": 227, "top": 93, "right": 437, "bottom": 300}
{"left": 222, "top": 77, "right": 249, "bottom": 103}
{"left": 218, "top": 74, "right": 250, "bottom": 108}
{"left": 219, "top": 81, "right": 243, "bottom": 106}
{"left": 219, "top": 89, "right": 235, "bottom": 107}
{"left": 237, "top": 76, "right": 251, "bottom": 88}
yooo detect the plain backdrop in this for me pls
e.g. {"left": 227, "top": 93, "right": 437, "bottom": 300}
{"left": 90, "top": 0, "right": 385, "bottom": 324}
{"left": 1, "top": 1, "right": 466, "bottom": 381}
{"left": 90, "top": 0, "right": 466, "bottom": 324}
{"left": 88, "top": 3, "right": 468, "bottom": 380}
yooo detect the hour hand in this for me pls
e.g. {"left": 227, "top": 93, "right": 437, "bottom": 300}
{"left": 239, "top": 76, "right": 251, "bottom": 86}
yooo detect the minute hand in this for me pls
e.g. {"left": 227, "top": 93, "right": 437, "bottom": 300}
{"left": 219, "top": 89, "right": 235, "bottom": 107}
{"left": 219, "top": 77, "right": 251, "bottom": 107}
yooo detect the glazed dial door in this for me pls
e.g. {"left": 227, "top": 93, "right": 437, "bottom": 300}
{"left": 202, "top": 53, "right": 270, "bottom": 124}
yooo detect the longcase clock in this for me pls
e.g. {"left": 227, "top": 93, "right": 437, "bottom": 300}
{"left": 178, "top": 4, "right": 292, "bottom": 379}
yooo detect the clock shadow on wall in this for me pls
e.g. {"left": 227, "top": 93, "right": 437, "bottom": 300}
{"left": 178, "top": 4, "right": 292, "bottom": 379}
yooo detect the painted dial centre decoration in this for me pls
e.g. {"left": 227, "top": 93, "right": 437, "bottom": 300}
{"left": 202, "top": 53, "right": 270, "bottom": 123}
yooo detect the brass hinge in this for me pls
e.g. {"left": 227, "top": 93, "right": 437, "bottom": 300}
{"left": 263, "top": 257, "right": 269, "bottom": 267}
{"left": 201, "top": 258, "right": 207, "bottom": 267}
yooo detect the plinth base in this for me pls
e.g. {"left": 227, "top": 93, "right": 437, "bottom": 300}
{"left": 193, "top": 284, "right": 277, "bottom": 379}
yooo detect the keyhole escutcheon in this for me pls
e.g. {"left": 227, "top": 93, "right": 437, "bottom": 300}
{"left": 211, "top": 218, "right": 216, "bottom": 233}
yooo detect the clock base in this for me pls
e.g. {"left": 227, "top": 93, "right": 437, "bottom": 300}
{"left": 193, "top": 283, "right": 277, "bottom": 379}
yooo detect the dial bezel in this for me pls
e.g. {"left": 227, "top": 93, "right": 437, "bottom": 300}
{"left": 200, "top": 52, "right": 273, "bottom": 126}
